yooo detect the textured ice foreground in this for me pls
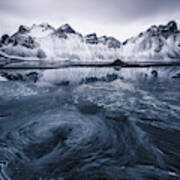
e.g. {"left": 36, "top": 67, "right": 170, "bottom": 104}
{"left": 0, "top": 66, "right": 180, "bottom": 180}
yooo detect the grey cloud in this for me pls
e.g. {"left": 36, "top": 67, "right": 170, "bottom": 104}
{"left": 0, "top": 0, "right": 180, "bottom": 40}
{"left": 1, "top": 0, "right": 180, "bottom": 23}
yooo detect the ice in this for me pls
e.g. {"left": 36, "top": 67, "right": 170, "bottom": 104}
{"left": 1, "top": 45, "right": 46, "bottom": 59}
{"left": 0, "top": 76, "right": 7, "bottom": 81}
{"left": 37, "top": 65, "right": 180, "bottom": 88}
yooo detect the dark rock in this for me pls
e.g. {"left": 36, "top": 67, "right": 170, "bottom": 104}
{"left": 151, "top": 70, "right": 158, "bottom": 78}
{"left": 26, "top": 72, "right": 39, "bottom": 82}
{"left": 1, "top": 34, "right": 11, "bottom": 45}
{"left": 172, "top": 73, "right": 180, "bottom": 79}
{"left": 55, "top": 81, "right": 70, "bottom": 86}
{"left": 112, "top": 59, "right": 127, "bottom": 66}
{"left": 18, "top": 25, "right": 30, "bottom": 34}
{"left": 138, "top": 32, "right": 144, "bottom": 38}
{"left": 147, "top": 21, "right": 179, "bottom": 39}
{"left": 37, "top": 49, "right": 46, "bottom": 59}
{"left": 167, "top": 21, "right": 178, "bottom": 33}
{"left": 56, "top": 24, "right": 76, "bottom": 34}
{"left": 147, "top": 25, "right": 159, "bottom": 37}
{"left": 11, "top": 35, "right": 37, "bottom": 49}
{"left": 55, "top": 24, "right": 78, "bottom": 39}
{"left": 81, "top": 74, "right": 118, "bottom": 84}
{"left": 159, "top": 21, "right": 178, "bottom": 38}
{"left": 99, "top": 36, "right": 120, "bottom": 48}
{"left": 1, "top": 72, "right": 40, "bottom": 82}
{"left": 85, "top": 33, "right": 98, "bottom": 44}
{"left": 21, "top": 36, "right": 36, "bottom": 49}
{"left": 154, "top": 38, "right": 163, "bottom": 53}
{"left": 59, "top": 81, "right": 70, "bottom": 86}
{"left": 122, "top": 39, "right": 129, "bottom": 46}
{"left": 107, "top": 37, "right": 120, "bottom": 48}
{"left": 38, "top": 23, "right": 54, "bottom": 31}
{"left": 105, "top": 73, "right": 118, "bottom": 82}
{"left": 85, "top": 77, "right": 98, "bottom": 83}
{"left": 56, "top": 33, "right": 68, "bottom": 39}
{"left": 1, "top": 72, "right": 24, "bottom": 81}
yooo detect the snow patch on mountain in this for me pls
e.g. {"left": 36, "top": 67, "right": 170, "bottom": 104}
{"left": 1, "top": 45, "right": 46, "bottom": 59}
{"left": 38, "top": 33, "right": 121, "bottom": 61}
{"left": 29, "top": 23, "right": 55, "bottom": 38}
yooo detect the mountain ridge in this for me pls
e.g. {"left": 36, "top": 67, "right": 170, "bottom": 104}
{"left": 0, "top": 21, "right": 180, "bottom": 61}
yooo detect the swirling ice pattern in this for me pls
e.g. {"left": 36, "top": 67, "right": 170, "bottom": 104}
{"left": 0, "top": 108, "right": 168, "bottom": 180}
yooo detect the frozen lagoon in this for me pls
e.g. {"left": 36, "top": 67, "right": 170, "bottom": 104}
{"left": 0, "top": 61, "right": 180, "bottom": 180}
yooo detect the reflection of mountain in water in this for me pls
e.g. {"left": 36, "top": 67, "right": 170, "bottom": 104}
{"left": 1, "top": 60, "right": 180, "bottom": 85}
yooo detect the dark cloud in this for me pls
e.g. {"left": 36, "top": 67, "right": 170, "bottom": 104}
{"left": 1, "top": 0, "right": 180, "bottom": 22}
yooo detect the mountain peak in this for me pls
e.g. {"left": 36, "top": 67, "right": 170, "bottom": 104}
{"left": 98, "top": 36, "right": 121, "bottom": 48}
{"left": 122, "top": 20, "right": 180, "bottom": 60}
{"left": 85, "top": 33, "right": 98, "bottom": 44}
{"left": 166, "top": 20, "right": 178, "bottom": 33}
{"left": 31, "top": 23, "right": 55, "bottom": 31}
{"left": 56, "top": 24, "right": 76, "bottom": 34}
{"left": 146, "top": 20, "right": 179, "bottom": 38}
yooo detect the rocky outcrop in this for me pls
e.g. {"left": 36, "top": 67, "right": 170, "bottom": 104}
{"left": 146, "top": 21, "right": 179, "bottom": 39}
{"left": 18, "top": 25, "right": 31, "bottom": 34}
{"left": 11, "top": 35, "right": 37, "bottom": 49}
{"left": 85, "top": 34, "right": 121, "bottom": 48}
{"left": 0, "top": 71, "right": 40, "bottom": 82}
{"left": 0, "top": 34, "right": 12, "bottom": 45}
{"left": 55, "top": 24, "right": 77, "bottom": 39}
{"left": 56, "top": 24, "right": 76, "bottom": 34}
{"left": 172, "top": 73, "right": 180, "bottom": 79}
{"left": 85, "top": 33, "right": 98, "bottom": 44}
{"left": 99, "top": 36, "right": 121, "bottom": 48}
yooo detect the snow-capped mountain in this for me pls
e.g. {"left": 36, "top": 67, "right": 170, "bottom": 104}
{"left": 0, "top": 23, "right": 121, "bottom": 61}
{"left": 0, "top": 21, "right": 180, "bottom": 61}
{"left": 121, "top": 21, "right": 180, "bottom": 60}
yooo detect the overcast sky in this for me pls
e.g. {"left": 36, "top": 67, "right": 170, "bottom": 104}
{"left": 0, "top": 0, "right": 180, "bottom": 41}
